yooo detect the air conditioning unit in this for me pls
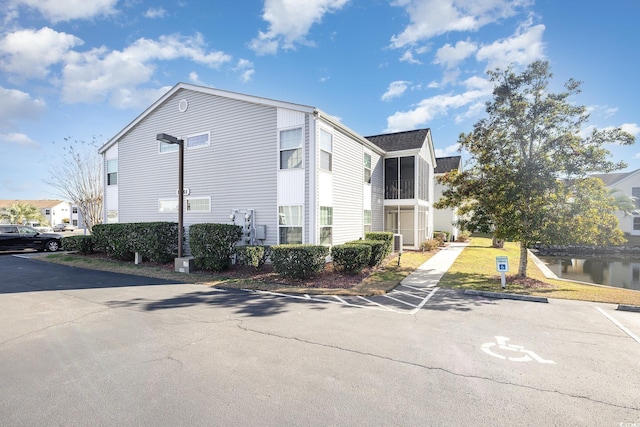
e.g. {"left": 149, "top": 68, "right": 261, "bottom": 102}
{"left": 393, "top": 233, "right": 403, "bottom": 253}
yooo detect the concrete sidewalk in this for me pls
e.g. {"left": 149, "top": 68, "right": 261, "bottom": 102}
{"left": 400, "top": 242, "right": 468, "bottom": 288}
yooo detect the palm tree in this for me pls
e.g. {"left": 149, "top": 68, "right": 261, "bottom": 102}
{"left": 608, "top": 189, "right": 639, "bottom": 216}
{"left": 0, "top": 202, "right": 43, "bottom": 224}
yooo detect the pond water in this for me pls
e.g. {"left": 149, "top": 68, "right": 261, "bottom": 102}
{"left": 538, "top": 256, "right": 640, "bottom": 291}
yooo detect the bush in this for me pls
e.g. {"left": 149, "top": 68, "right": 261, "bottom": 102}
{"left": 235, "top": 245, "right": 270, "bottom": 268}
{"left": 270, "top": 244, "right": 329, "bottom": 279}
{"left": 365, "top": 232, "right": 394, "bottom": 257}
{"left": 331, "top": 244, "right": 371, "bottom": 274}
{"left": 456, "top": 232, "right": 470, "bottom": 242}
{"left": 62, "top": 235, "right": 94, "bottom": 254}
{"left": 92, "top": 222, "right": 178, "bottom": 263}
{"left": 433, "top": 231, "right": 449, "bottom": 246}
{"left": 347, "top": 239, "right": 388, "bottom": 266}
{"left": 189, "top": 223, "right": 242, "bottom": 271}
{"left": 420, "top": 239, "right": 440, "bottom": 252}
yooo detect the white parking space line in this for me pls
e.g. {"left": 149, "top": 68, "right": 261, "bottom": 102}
{"left": 357, "top": 296, "right": 399, "bottom": 312}
{"left": 410, "top": 287, "right": 440, "bottom": 315}
{"left": 399, "top": 284, "right": 435, "bottom": 292}
{"left": 596, "top": 307, "right": 640, "bottom": 345}
{"left": 392, "top": 290, "right": 427, "bottom": 300}
{"left": 382, "top": 294, "right": 419, "bottom": 308}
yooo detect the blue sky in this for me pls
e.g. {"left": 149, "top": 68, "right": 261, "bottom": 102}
{"left": 1, "top": 0, "right": 639, "bottom": 201}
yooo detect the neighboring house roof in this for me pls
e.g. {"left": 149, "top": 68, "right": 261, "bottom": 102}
{"left": 434, "top": 156, "right": 462, "bottom": 174}
{"left": 365, "top": 128, "right": 430, "bottom": 152}
{"left": 0, "top": 199, "right": 66, "bottom": 209}
{"left": 98, "top": 82, "right": 385, "bottom": 156}
{"left": 592, "top": 169, "right": 640, "bottom": 187}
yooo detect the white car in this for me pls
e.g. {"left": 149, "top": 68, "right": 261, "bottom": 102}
{"left": 53, "top": 223, "right": 76, "bottom": 232}
{"left": 27, "top": 222, "right": 54, "bottom": 233}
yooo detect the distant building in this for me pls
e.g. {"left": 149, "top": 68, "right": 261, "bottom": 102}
{"left": 433, "top": 156, "right": 462, "bottom": 240}
{"left": 0, "top": 199, "right": 70, "bottom": 226}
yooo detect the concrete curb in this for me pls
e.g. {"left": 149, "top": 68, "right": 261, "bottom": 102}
{"left": 617, "top": 304, "right": 640, "bottom": 313}
{"left": 464, "top": 289, "right": 548, "bottom": 303}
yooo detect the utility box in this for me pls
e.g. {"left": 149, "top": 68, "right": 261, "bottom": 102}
{"left": 393, "top": 233, "right": 403, "bottom": 253}
{"left": 255, "top": 225, "right": 266, "bottom": 240}
{"left": 175, "top": 256, "right": 195, "bottom": 273}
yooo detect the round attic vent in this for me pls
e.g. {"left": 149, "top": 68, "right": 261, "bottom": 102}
{"left": 178, "top": 99, "right": 188, "bottom": 112}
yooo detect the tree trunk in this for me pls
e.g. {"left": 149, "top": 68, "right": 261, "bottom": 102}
{"left": 492, "top": 236, "right": 505, "bottom": 248}
{"left": 518, "top": 241, "right": 528, "bottom": 277}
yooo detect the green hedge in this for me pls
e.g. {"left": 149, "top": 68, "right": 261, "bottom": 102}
{"left": 365, "top": 232, "right": 394, "bottom": 257}
{"left": 62, "top": 235, "right": 94, "bottom": 254}
{"left": 235, "top": 245, "right": 270, "bottom": 268}
{"left": 346, "top": 240, "right": 387, "bottom": 266}
{"left": 92, "top": 222, "right": 178, "bottom": 262}
{"left": 270, "top": 244, "right": 329, "bottom": 279}
{"left": 189, "top": 223, "right": 242, "bottom": 271}
{"left": 331, "top": 244, "right": 371, "bottom": 273}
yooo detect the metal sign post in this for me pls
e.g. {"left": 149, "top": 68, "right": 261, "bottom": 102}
{"left": 496, "top": 256, "right": 509, "bottom": 289}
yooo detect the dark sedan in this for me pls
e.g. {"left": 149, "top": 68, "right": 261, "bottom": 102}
{"left": 0, "top": 225, "right": 62, "bottom": 252}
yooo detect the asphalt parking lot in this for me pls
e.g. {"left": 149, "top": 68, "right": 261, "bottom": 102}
{"left": 1, "top": 254, "right": 639, "bottom": 426}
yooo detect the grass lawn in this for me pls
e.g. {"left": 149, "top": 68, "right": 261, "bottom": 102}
{"left": 439, "top": 237, "right": 640, "bottom": 306}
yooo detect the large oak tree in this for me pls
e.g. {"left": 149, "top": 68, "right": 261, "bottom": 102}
{"left": 435, "top": 61, "right": 635, "bottom": 277}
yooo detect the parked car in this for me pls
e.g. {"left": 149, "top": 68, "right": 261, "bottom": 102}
{"left": 26, "top": 221, "right": 54, "bottom": 233}
{"left": 53, "top": 223, "right": 76, "bottom": 232}
{"left": 0, "top": 225, "right": 62, "bottom": 252}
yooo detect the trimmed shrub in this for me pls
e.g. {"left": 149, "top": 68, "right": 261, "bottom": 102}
{"left": 270, "top": 244, "right": 329, "bottom": 279}
{"left": 433, "top": 231, "right": 448, "bottom": 247}
{"left": 235, "top": 245, "right": 270, "bottom": 268}
{"left": 456, "top": 232, "right": 470, "bottom": 242}
{"left": 91, "top": 222, "right": 178, "bottom": 263}
{"left": 189, "top": 223, "right": 243, "bottom": 271}
{"left": 347, "top": 240, "right": 387, "bottom": 266}
{"left": 331, "top": 244, "right": 371, "bottom": 274}
{"left": 62, "top": 235, "right": 94, "bottom": 254}
{"left": 365, "top": 232, "right": 394, "bottom": 257}
{"left": 420, "top": 238, "right": 440, "bottom": 252}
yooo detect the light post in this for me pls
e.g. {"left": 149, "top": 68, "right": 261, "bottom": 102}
{"left": 156, "top": 133, "right": 184, "bottom": 258}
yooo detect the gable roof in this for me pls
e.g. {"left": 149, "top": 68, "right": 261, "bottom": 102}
{"left": 0, "top": 199, "right": 66, "bottom": 210}
{"left": 365, "top": 128, "right": 431, "bottom": 152}
{"left": 592, "top": 169, "right": 640, "bottom": 186}
{"left": 434, "top": 156, "right": 462, "bottom": 174}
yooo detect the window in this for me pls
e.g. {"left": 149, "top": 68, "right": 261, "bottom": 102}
{"left": 633, "top": 187, "right": 640, "bottom": 209}
{"left": 280, "top": 128, "right": 303, "bottom": 169}
{"left": 159, "top": 140, "right": 178, "bottom": 153}
{"left": 320, "top": 130, "right": 332, "bottom": 171}
{"left": 384, "top": 156, "right": 415, "bottom": 199}
{"left": 363, "top": 210, "right": 372, "bottom": 234}
{"left": 107, "top": 159, "right": 118, "bottom": 185}
{"left": 320, "top": 206, "right": 333, "bottom": 245}
{"left": 364, "top": 153, "right": 371, "bottom": 184}
{"left": 72, "top": 207, "right": 78, "bottom": 214}
{"left": 45, "top": 209, "right": 51, "bottom": 215}
{"left": 159, "top": 197, "right": 211, "bottom": 213}
{"left": 279, "top": 206, "right": 302, "bottom": 244}
{"left": 186, "top": 132, "right": 210, "bottom": 149}
{"left": 634, "top": 216, "right": 640, "bottom": 231}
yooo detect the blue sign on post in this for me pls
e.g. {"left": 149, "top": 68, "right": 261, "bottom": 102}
{"left": 496, "top": 256, "right": 509, "bottom": 289}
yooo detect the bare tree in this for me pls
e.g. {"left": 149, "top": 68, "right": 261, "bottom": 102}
{"left": 46, "top": 137, "right": 103, "bottom": 231}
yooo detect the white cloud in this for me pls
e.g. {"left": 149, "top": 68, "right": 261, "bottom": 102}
{"left": 390, "top": 0, "right": 530, "bottom": 48}
{"left": 399, "top": 50, "right": 422, "bottom": 64}
{"left": 0, "top": 132, "right": 39, "bottom": 149}
{"left": 385, "top": 76, "right": 492, "bottom": 131}
{"left": 11, "top": 0, "right": 118, "bottom": 22}
{"left": 234, "top": 59, "right": 255, "bottom": 83}
{"left": 621, "top": 123, "right": 640, "bottom": 136}
{"left": 144, "top": 7, "right": 167, "bottom": 19}
{"left": 61, "top": 33, "right": 232, "bottom": 106}
{"left": 0, "top": 86, "right": 46, "bottom": 129}
{"left": 476, "top": 21, "right": 545, "bottom": 70}
{"left": 0, "top": 27, "right": 83, "bottom": 79}
{"left": 434, "top": 39, "right": 477, "bottom": 68}
{"left": 435, "top": 143, "right": 460, "bottom": 157}
{"left": 188, "top": 71, "right": 205, "bottom": 85}
{"left": 249, "top": 0, "right": 349, "bottom": 55}
{"left": 382, "top": 81, "right": 411, "bottom": 101}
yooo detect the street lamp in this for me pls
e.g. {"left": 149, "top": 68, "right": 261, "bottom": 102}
{"left": 156, "top": 133, "right": 184, "bottom": 258}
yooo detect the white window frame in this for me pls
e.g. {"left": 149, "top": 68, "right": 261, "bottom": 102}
{"left": 363, "top": 209, "right": 372, "bottom": 235}
{"left": 158, "top": 197, "right": 211, "bottom": 213}
{"left": 107, "top": 159, "right": 118, "bottom": 185}
{"left": 320, "top": 206, "right": 333, "bottom": 246}
{"left": 279, "top": 127, "right": 303, "bottom": 170}
{"left": 186, "top": 131, "right": 210, "bottom": 150}
{"left": 320, "top": 129, "right": 332, "bottom": 172}
{"left": 278, "top": 205, "right": 303, "bottom": 244}
{"left": 364, "top": 153, "right": 371, "bottom": 184}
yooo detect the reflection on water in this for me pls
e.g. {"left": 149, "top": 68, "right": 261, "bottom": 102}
{"left": 539, "top": 257, "right": 640, "bottom": 291}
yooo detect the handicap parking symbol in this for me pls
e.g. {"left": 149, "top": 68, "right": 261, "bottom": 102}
{"left": 481, "top": 336, "right": 555, "bottom": 364}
